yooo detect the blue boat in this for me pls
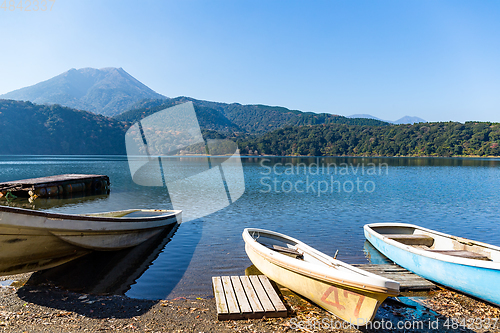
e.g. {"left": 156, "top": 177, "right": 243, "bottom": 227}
{"left": 364, "top": 223, "right": 500, "bottom": 306}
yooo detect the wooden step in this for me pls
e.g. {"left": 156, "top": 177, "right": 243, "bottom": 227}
{"left": 353, "top": 264, "right": 436, "bottom": 291}
{"left": 212, "top": 275, "right": 287, "bottom": 320}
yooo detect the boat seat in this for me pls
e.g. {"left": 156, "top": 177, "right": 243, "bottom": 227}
{"left": 413, "top": 245, "right": 431, "bottom": 250}
{"left": 265, "top": 244, "right": 303, "bottom": 259}
{"left": 428, "top": 250, "right": 491, "bottom": 261}
{"left": 386, "top": 234, "right": 435, "bottom": 247}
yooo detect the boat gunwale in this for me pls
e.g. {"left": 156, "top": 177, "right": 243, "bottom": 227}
{"left": 243, "top": 228, "right": 400, "bottom": 296}
{"left": 364, "top": 222, "right": 500, "bottom": 270}
{"left": 0, "top": 205, "right": 181, "bottom": 223}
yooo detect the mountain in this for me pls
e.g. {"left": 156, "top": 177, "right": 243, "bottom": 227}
{"left": 393, "top": 116, "right": 427, "bottom": 124}
{"left": 0, "top": 68, "right": 166, "bottom": 117}
{"left": 347, "top": 114, "right": 388, "bottom": 122}
{"left": 1, "top": 68, "right": 390, "bottom": 131}
{"left": 348, "top": 114, "right": 427, "bottom": 124}
{"left": 118, "top": 97, "right": 391, "bottom": 134}
{"left": 0, "top": 99, "right": 127, "bottom": 155}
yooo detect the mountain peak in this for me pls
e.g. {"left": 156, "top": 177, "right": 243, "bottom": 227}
{"left": 348, "top": 114, "right": 427, "bottom": 124}
{"left": 393, "top": 116, "right": 427, "bottom": 124}
{"left": 0, "top": 67, "right": 167, "bottom": 117}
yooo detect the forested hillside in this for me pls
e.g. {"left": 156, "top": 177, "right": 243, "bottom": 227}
{"left": 115, "top": 99, "right": 243, "bottom": 133}
{"left": 238, "top": 122, "right": 500, "bottom": 157}
{"left": 0, "top": 100, "right": 127, "bottom": 155}
{"left": 2, "top": 99, "right": 499, "bottom": 157}
{"left": 118, "top": 97, "right": 390, "bottom": 134}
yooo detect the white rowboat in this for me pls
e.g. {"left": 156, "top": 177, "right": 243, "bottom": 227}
{"left": 0, "top": 206, "right": 181, "bottom": 276}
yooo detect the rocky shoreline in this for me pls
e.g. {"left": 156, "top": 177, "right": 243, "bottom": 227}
{"left": 1, "top": 273, "right": 500, "bottom": 332}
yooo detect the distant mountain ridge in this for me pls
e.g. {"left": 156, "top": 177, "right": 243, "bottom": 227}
{"left": 118, "top": 97, "right": 391, "bottom": 134}
{"left": 1, "top": 67, "right": 392, "bottom": 132}
{"left": 348, "top": 114, "right": 388, "bottom": 122}
{"left": 348, "top": 114, "right": 426, "bottom": 124}
{"left": 0, "top": 68, "right": 166, "bottom": 117}
{"left": 393, "top": 116, "right": 427, "bottom": 124}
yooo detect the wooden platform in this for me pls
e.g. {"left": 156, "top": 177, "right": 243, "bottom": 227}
{"left": 212, "top": 275, "right": 287, "bottom": 320}
{"left": 0, "top": 174, "right": 110, "bottom": 198}
{"left": 354, "top": 264, "right": 436, "bottom": 291}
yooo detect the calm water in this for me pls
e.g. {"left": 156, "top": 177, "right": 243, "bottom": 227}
{"left": 1, "top": 155, "right": 500, "bottom": 299}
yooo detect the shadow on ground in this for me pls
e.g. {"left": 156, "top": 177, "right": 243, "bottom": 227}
{"left": 15, "top": 222, "right": 201, "bottom": 319}
{"left": 16, "top": 285, "right": 157, "bottom": 319}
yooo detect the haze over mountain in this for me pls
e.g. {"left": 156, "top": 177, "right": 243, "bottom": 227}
{"left": 348, "top": 114, "right": 426, "bottom": 124}
{"left": 0, "top": 67, "right": 417, "bottom": 128}
{"left": 348, "top": 114, "right": 389, "bottom": 122}
{"left": 392, "top": 116, "right": 427, "bottom": 124}
{"left": 0, "top": 68, "right": 166, "bottom": 117}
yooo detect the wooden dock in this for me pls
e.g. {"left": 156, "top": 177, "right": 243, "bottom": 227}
{"left": 354, "top": 264, "right": 436, "bottom": 291}
{"left": 212, "top": 275, "right": 287, "bottom": 320}
{"left": 0, "top": 174, "right": 110, "bottom": 198}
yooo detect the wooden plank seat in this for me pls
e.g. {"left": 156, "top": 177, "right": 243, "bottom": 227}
{"left": 272, "top": 245, "right": 303, "bottom": 258}
{"left": 428, "top": 250, "right": 491, "bottom": 261}
{"left": 386, "top": 234, "right": 435, "bottom": 247}
{"left": 262, "top": 244, "right": 303, "bottom": 258}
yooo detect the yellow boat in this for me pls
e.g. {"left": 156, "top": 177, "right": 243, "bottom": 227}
{"left": 242, "top": 228, "right": 399, "bottom": 325}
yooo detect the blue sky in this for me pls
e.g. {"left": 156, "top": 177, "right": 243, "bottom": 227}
{"left": 1, "top": 0, "right": 499, "bottom": 122}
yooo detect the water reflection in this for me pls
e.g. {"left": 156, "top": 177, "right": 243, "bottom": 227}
{"left": 0, "top": 192, "right": 110, "bottom": 210}
{"left": 363, "top": 240, "right": 393, "bottom": 265}
{"left": 256, "top": 156, "right": 500, "bottom": 168}
{"left": 27, "top": 222, "right": 182, "bottom": 296}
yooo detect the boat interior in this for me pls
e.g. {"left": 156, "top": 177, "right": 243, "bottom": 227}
{"left": 251, "top": 231, "right": 378, "bottom": 277}
{"left": 249, "top": 231, "right": 301, "bottom": 255}
{"left": 251, "top": 231, "right": 334, "bottom": 264}
{"left": 83, "top": 209, "right": 174, "bottom": 219}
{"left": 247, "top": 229, "right": 401, "bottom": 294}
{"left": 370, "top": 225, "right": 499, "bottom": 262}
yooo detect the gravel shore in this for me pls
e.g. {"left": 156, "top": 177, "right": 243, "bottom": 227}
{"left": 1, "top": 273, "right": 500, "bottom": 333}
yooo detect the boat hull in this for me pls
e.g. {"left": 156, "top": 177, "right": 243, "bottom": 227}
{"left": 0, "top": 207, "right": 181, "bottom": 276}
{"left": 0, "top": 225, "right": 91, "bottom": 275}
{"left": 364, "top": 224, "right": 500, "bottom": 306}
{"left": 246, "top": 243, "right": 386, "bottom": 325}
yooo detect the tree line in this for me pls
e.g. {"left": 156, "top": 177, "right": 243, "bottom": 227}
{"left": 236, "top": 122, "right": 500, "bottom": 157}
{"left": 2, "top": 98, "right": 499, "bottom": 158}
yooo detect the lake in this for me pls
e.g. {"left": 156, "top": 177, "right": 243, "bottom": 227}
{"left": 1, "top": 155, "right": 500, "bottom": 300}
